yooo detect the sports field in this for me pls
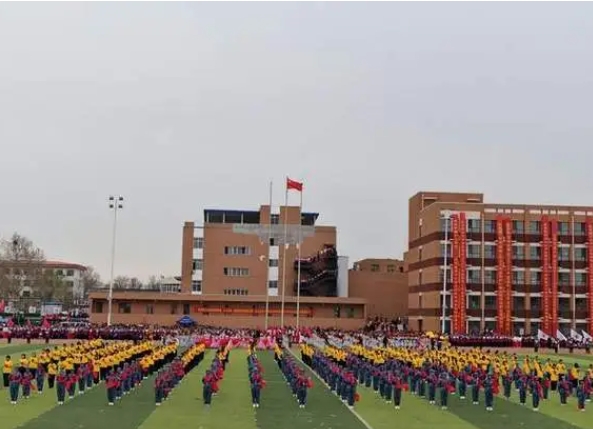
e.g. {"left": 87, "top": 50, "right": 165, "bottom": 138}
{"left": 1, "top": 343, "right": 592, "bottom": 429}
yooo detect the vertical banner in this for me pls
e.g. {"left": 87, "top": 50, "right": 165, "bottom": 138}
{"left": 459, "top": 212, "right": 467, "bottom": 334}
{"left": 587, "top": 218, "right": 593, "bottom": 335}
{"left": 550, "top": 219, "right": 559, "bottom": 336}
{"left": 451, "top": 214, "right": 460, "bottom": 334}
{"left": 504, "top": 218, "right": 513, "bottom": 336}
{"left": 496, "top": 215, "right": 505, "bottom": 334}
{"left": 541, "top": 216, "right": 550, "bottom": 336}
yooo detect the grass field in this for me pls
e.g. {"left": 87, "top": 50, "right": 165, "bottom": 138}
{"left": 0, "top": 343, "right": 592, "bottom": 429}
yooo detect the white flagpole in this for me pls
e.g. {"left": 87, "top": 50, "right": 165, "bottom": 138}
{"left": 280, "top": 179, "right": 289, "bottom": 328}
{"left": 264, "top": 181, "right": 273, "bottom": 331}
{"left": 296, "top": 189, "right": 303, "bottom": 332}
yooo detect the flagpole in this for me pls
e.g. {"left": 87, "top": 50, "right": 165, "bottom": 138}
{"left": 280, "top": 179, "right": 289, "bottom": 328}
{"left": 296, "top": 189, "right": 303, "bottom": 332}
{"left": 264, "top": 181, "right": 273, "bottom": 331}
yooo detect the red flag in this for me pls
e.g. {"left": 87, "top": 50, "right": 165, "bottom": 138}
{"left": 0, "top": 300, "right": 5, "bottom": 313}
{"left": 42, "top": 318, "right": 51, "bottom": 329}
{"left": 286, "top": 178, "right": 303, "bottom": 192}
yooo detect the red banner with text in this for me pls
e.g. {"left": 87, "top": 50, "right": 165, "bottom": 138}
{"left": 459, "top": 212, "right": 467, "bottom": 334}
{"left": 541, "top": 216, "right": 551, "bottom": 336}
{"left": 587, "top": 217, "right": 593, "bottom": 335}
{"left": 550, "top": 219, "right": 559, "bottom": 336}
{"left": 451, "top": 214, "right": 460, "bottom": 334}
{"left": 496, "top": 215, "right": 505, "bottom": 334}
{"left": 504, "top": 218, "right": 513, "bottom": 336}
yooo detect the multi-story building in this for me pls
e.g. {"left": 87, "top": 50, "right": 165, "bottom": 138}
{"left": 349, "top": 258, "right": 408, "bottom": 318}
{"left": 0, "top": 260, "right": 87, "bottom": 301}
{"left": 406, "top": 191, "right": 593, "bottom": 336}
{"left": 90, "top": 203, "right": 375, "bottom": 328}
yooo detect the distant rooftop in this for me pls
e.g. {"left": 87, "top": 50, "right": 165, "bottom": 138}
{"left": 203, "top": 209, "right": 319, "bottom": 226}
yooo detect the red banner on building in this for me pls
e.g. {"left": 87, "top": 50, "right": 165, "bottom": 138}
{"left": 541, "top": 216, "right": 550, "bottom": 336}
{"left": 587, "top": 218, "right": 593, "bottom": 335}
{"left": 496, "top": 215, "right": 505, "bottom": 334}
{"left": 550, "top": 219, "right": 559, "bottom": 336}
{"left": 451, "top": 214, "right": 460, "bottom": 334}
{"left": 459, "top": 212, "right": 467, "bottom": 334}
{"left": 504, "top": 218, "right": 513, "bottom": 336}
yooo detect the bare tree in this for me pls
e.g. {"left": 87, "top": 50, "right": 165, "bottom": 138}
{"left": 129, "top": 277, "right": 143, "bottom": 289}
{"left": 35, "top": 270, "right": 69, "bottom": 303}
{"left": 0, "top": 233, "right": 45, "bottom": 301}
{"left": 146, "top": 275, "right": 160, "bottom": 290}
{"left": 112, "top": 275, "right": 131, "bottom": 290}
{"left": 80, "top": 266, "right": 102, "bottom": 297}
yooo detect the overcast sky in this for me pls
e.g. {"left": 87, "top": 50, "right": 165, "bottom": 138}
{"left": 1, "top": 2, "right": 592, "bottom": 281}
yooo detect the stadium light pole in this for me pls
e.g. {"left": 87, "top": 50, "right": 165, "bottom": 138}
{"left": 107, "top": 195, "right": 124, "bottom": 326}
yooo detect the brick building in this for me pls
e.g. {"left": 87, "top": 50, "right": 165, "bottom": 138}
{"left": 406, "top": 191, "right": 593, "bottom": 336}
{"left": 90, "top": 202, "right": 407, "bottom": 328}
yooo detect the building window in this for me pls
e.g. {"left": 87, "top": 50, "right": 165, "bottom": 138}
{"left": 418, "top": 295, "right": 423, "bottom": 308}
{"left": 484, "top": 220, "right": 496, "bottom": 233}
{"left": 268, "top": 280, "right": 278, "bottom": 289}
{"left": 387, "top": 264, "right": 395, "bottom": 273}
{"left": 558, "top": 247, "right": 570, "bottom": 261}
{"left": 193, "top": 259, "right": 203, "bottom": 271}
{"left": 170, "top": 303, "right": 178, "bottom": 315}
{"left": 468, "top": 295, "right": 480, "bottom": 310}
{"left": 440, "top": 217, "right": 451, "bottom": 232}
{"left": 193, "top": 237, "right": 204, "bottom": 249}
{"left": 530, "top": 296, "right": 541, "bottom": 310}
{"left": 558, "top": 272, "right": 570, "bottom": 286}
{"left": 224, "top": 246, "right": 251, "bottom": 255}
{"left": 92, "top": 301, "right": 103, "bottom": 313}
{"left": 512, "top": 221, "right": 524, "bottom": 234}
{"left": 513, "top": 296, "right": 525, "bottom": 310}
{"left": 575, "top": 272, "right": 587, "bottom": 286}
{"left": 467, "top": 244, "right": 480, "bottom": 258}
{"left": 191, "top": 280, "right": 202, "bottom": 293}
{"left": 467, "top": 219, "right": 480, "bottom": 233}
{"left": 558, "top": 222, "right": 570, "bottom": 235}
{"left": 576, "top": 247, "right": 587, "bottom": 261}
{"left": 576, "top": 298, "right": 587, "bottom": 310}
{"left": 224, "top": 288, "right": 248, "bottom": 295}
{"left": 271, "top": 214, "right": 279, "bottom": 225}
{"left": 418, "top": 271, "right": 423, "bottom": 285}
{"left": 118, "top": 302, "right": 131, "bottom": 314}
{"left": 484, "top": 295, "right": 496, "bottom": 309}
{"left": 269, "top": 259, "right": 279, "bottom": 267}
{"left": 484, "top": 244, "right": 496, "bottom": 259}
{"left": 574, "top": 222, "right": 585, "bottom": 236}
{"left": 529, "top": 246, "right": 541, "bottom": 260}
{"left": 530, "top": 271, "right": 541, "bottom": 285}
{"left": 66, "top": 269, "right": 74, "bottom": 276}
{"left": 269, "top": 238, "right": 277, "bottom": 246}
{"left": 467, "top": 270, "right": 480, "bottom": 284}
{"left": 145, "top": 304, "right": 154, "bottom": 314}
{"left": 559, "top": 297, "right": 570, "bottom": 311}
{"left": 512, "top": 270, "right": 525, "bottom": 285}
{"left": 371, "top": 264, "right": 380, "bottom": 272}
{"left": 528, "top": 221, "right": 541, "bottom": 234}
{"left": 183, "top": 304, "right": 190, "bottom": 315}
{"left": 55, "top": 269, "right": 64, "bottom": 276}
{"left": 512, "top": 245, "right": 524, "bottom": 260}
{"left": 223, "top": 267, "right": 250, "bottom": 277}
{"left": 484, "top": 270, "right": 496, "bottom": 284}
